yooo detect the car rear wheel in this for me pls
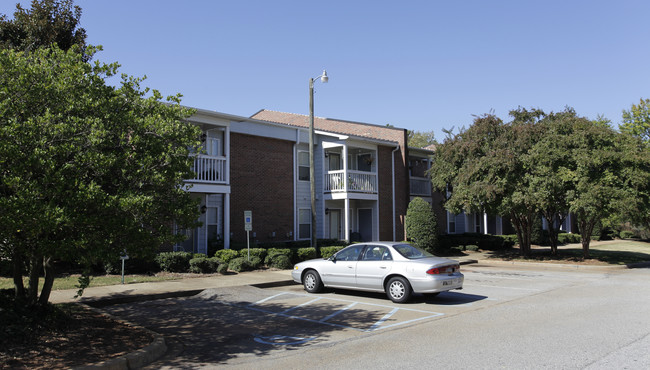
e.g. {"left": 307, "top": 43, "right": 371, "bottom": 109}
{"left": 386, "top": 276, "right": 411, "bottom": 303}
{"left": 303, "top": 270, "right": 323, "bottom": 293}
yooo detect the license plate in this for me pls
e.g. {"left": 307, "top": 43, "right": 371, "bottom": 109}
{"left": 443, "top": 278, "right": 458, "bottom": 286}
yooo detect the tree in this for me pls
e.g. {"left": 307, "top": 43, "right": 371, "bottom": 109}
{"left": 620, "top": 98, "right": 650, "bottom": 144}
{"left": 0, "top": 46, "right": 202, "bottom": 307}
{"left": 523, "top": 108, "right": 578, "bottom": 255}
{"left": 0, "top": 0, "right": 87, "bottom": 59}
{"left": 405, "top": 197, "right": 438, "bottom": 253}
{"left": 407, "top": 130, "right": 436, "bottom": 148}
{"left": 430, "top": 113, "right": 541, "bottom": 257}
{"left": 567, "top": 121, "right": 650, "bottom": 258}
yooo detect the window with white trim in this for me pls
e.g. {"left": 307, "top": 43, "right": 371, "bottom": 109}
{"left": 298, "top": 151, "right": 309, "bottom": 181}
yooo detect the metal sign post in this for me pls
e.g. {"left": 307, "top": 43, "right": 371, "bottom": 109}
{"left": 120, "top": 249, "right": 129, "bottom": 284}
{"left": 244, "top": 211, "right": 252, "bottom": 261}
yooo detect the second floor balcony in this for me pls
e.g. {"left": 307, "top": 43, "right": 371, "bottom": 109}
{"left": 189, "top": 154, "right": 227, "bottom": 184}
{"left": 325, "top": 170, "right": 377, "bottom": 193}
{"left": 410, "top": 177, "right": 432, "bottom": 196}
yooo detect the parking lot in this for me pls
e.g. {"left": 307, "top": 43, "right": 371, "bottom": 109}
{"left": 102, "top": 263, "right": 650, "bottom": 369}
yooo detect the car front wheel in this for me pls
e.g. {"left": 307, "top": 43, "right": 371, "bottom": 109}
{"left": 303, "top": 270, "right": 323, "bottom": 293}
{"left": 386, "top": 276, "right": 411, "bottom": 303}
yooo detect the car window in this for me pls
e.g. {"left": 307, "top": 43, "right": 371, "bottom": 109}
{"left": 335, "top": 246, "right": 363, "bottom": 261}
{"left": 361, "top": 245, "right": 389, "bottom": 261}
{"left": 392, "top": 244, "right": 433, "bottom": 260}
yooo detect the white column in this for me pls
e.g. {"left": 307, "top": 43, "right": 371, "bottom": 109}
{"left": 484, "top": 213, "right": 489, "bottom": 235}
{"left": 344, "top": 198, "right": 350, "bottom": 242}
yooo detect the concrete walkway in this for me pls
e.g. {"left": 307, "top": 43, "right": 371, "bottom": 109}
{"left": 50, "top": 269, "right": 294, "bottom": 304}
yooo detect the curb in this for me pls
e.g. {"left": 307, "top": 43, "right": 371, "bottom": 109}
{"left": 468, "top": 258, "right": 628, "bottom": 270}
{"left": 73, "top": 304, "right": 168, "bottom": 370}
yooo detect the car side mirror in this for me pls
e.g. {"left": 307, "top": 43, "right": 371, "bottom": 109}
{"left": 328, "top": 255, "right": 337, "bottom": 262}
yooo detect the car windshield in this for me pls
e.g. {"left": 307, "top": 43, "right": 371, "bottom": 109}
{"left": 392, "top": 244, "right": 434, "bottom": 259}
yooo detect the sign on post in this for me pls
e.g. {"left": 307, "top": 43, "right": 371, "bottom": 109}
{"left": 244, "top": 211, "right": 252, "bottom": 260}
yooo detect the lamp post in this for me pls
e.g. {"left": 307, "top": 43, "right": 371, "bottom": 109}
{"left": 309, "top": 70, "right": 328, "bottom": 255}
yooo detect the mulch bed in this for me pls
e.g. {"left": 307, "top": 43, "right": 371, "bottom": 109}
{"left": 0, "top": 300, "right": 153, "bottom": 369}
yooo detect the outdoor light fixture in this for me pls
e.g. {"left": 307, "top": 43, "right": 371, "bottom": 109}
{"left": 309, "top": 70, "right": 329, "bottom": 250}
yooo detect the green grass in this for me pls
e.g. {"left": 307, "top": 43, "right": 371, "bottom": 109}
{"left": 489, "top": 239, "right": 650, "bottom": 265}
{"left": 0, "top": 274, "right": 182, "bottom": 291}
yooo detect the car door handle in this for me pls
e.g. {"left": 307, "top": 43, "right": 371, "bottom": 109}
{"left": 348, "top": 266, "right": 354, "bottom": 269}
{"left": 380, "top": 266, "right": 387, "bottom": 269}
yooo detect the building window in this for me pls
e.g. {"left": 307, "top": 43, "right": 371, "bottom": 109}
{"left": 298, "top": 151, "right": 309, "bottom": 181}
{"left": 299, "top": 209, "right": 311, "bottom": 239}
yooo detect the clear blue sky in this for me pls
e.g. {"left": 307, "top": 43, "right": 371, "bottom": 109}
{"left": 2, "top": 0, "right": 649, "bottom": 140}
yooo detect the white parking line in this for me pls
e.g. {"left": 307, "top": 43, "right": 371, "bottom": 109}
{"left": 228, "top": 291, "right": 446, "bottom": 332}
{"left": 281, "top": 297, "right": 323, "bottom": 314}
{"left": 368, "top": 307, "right": 399, "bottom": 331}
{"left": 320, "top": 302, "right": 358, "bottom": 322}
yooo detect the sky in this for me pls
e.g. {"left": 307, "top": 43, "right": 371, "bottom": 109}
{"left": 2, "top": 0, "right": 649, "bottom": 140}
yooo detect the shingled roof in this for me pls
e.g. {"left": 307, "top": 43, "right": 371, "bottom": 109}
{"left": 251, "top": 110, "right": 407, "bottom": 145}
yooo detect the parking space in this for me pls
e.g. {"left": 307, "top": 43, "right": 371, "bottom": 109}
{"left": 101, "top": 264, "right": 620, "bottom": 367}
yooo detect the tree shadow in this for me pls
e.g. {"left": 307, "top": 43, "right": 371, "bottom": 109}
{"left": 484, "top": 246, "right": 650, "bottom": 266}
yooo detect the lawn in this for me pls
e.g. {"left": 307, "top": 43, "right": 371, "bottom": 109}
{"left": 0, "top": 274, "right": 182, "bottom": 291}
{"left": 488, "top": 239, "right": 650, "bottom": 265}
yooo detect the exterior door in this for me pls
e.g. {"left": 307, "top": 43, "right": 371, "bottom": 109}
{"left": 358, "top": 209, "right": 373, "bottom": 241}
{"left": 329, "top": 209, "right": 341, "bottom": 239}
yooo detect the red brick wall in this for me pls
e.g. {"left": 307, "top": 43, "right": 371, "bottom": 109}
{"left": 230, "top": 133, "right": 294, "bottom": 245}
{"left": 377, "top": 144, "right": 409, "bottom": 241}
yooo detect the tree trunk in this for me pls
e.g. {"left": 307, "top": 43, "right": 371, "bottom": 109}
{"left": 12, "top": 248, "right": 25, "bottom": 299}
{"left": 579, "top": 218, "right": 595, "bottom": 259}
{"left": 510, "top": 211, "right": 533, "bottom": 257}
{"left": 27, "top": 253, "right": 41, "bottom": 305}
{"left": 38, "top": 256, "right": 55, "bottom": 306}
{"left": 543, "top": 213, "right": 566, "bottom": 257}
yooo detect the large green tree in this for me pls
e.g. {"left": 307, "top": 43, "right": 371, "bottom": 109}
{"left": 0, "top": 45, "right": 202, "bottom": 307}
{"left": 429, "top": 113, "right": 541, "bottom": 257}
{"left": 567, "top": 120, "right": 650, "bottom": 258}
{"left": 0, "top": 0, "right": 87, "bottom": 59}
{"left": 620, "top": 98, "right": 650, "bottom": 144}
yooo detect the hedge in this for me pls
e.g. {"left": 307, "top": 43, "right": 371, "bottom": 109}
{"left": 155, "top": 252, "right": 194, "bottom": 273}
{"left": 189, "top": 257, "right": 222, "bottom": 274}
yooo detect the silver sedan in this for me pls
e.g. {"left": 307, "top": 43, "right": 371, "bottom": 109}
{"left": 291, "top": 242, "right": 464, "bottom": 303}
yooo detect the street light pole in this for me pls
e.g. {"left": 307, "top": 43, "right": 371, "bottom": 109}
{"left": 309, "top": 70, "right": 328, "bottom": 255}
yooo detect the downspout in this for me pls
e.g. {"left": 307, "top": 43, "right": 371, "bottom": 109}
{"left": 392, "top": 145, "right": 400, "bottom": 241}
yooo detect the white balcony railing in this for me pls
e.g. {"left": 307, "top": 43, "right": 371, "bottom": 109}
{"left": 410, "top": 177, "right": 432, "bottom": 196}
{"left": 325, "top": 170, "right": 377, "bottom": 193}
{"left": 189, "top": 155, "right": 227, "bottom": 183}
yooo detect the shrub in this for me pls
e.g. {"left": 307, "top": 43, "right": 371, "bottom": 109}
{"left": 440, "top": 233, "right": 512, "bottom": 251}
{"left": 557, "top": 233, "right": 581, "bottom": 244}
{"left": 155, "top": 252, "right": 194, "bottom": 273}
{"left": 217, "top": 263, "right": 229, "bottom": 274}
{"left": 465, "top": 245, "right": 479, "bottom": 251}
{"left": 214, "top": 249, "right": 240, "bottom": 264}
{"left": 296, "top": 247, "right": 317, "bottom": 261}
{"left": 405, "top": 197, "right": 439, "bottom": 253}
{"left": 268, "top": 254, "right": 293, "bottom": 269}
{"left": 238, "top": 248, "right": 267, "bottom": 261}
{"left": 620, "top": 230, "right": 637, "bottom": 239}
{"left": 320, "top": 246, "right": 345, "bottom": 259}
{"left": 189, "top": 257, "right": 221, "bottom": 273}
{"left": 228, "top": 257, "right": 254, "bottom": 273}
{"left": 264, "top": 248, "right": 295, "bottom": 265}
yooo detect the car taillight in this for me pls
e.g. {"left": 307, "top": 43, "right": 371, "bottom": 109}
{"left": 426, "top": 264, "right": 460, "bottom": 275}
